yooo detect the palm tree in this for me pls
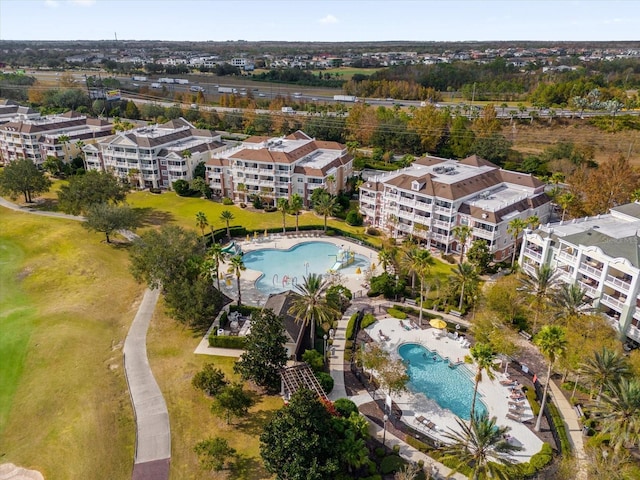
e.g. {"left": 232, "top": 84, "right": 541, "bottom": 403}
{"left": 314, "top": 193, "right": 337, "bottom": 232}
{"left": 551, "top": 283, "right": 594, "bottom": 321}
{"left": 591, "top": 378, "right": 640, "bottom": 452}
{"left": 237, "top": 183, "right": 247, "bottom": 203}
{"left": 469, "top": 343, "right": 496, "bottom": 420}
{"left": 440, "top": 413, "right": 522, "bottom": 480}
{"left": 534, "top": 325, "right": 568, "bottom": 432}
{"left": 227, "top": 255, "right": 246, "bottom": 305}
{"left": 452, "top": 262, "right": 479, "bottom": 311}
{"left": 520, "top": 264, "right": 560, "bottom": 333}
{"left": 507, "top": 218, "right": 528, "bottom": 268}
{"left": 452, "top": 224, "right": 472, "bottom": 263}
{"left": 205, "top": 243, "right": 228, "bottom": 291}
{"left": 195, "top": 211, "right": 209, "bottom": 236}
{"left": 74, "top": 139, "right": 85, "bottom": 169}
{"left": 277, "top": 197, "right": 289, "bottom": 234}
{"left": 414, "top": 249, "right": 435, "bottom": 326}
{"left": 57, "top": 134, "right": 70, "bottom": 162}
{"left": 325, "top": 174, "right": 336, "bottom": 195}
{"left": 557, "top": 192, "right": 576, "bottom": 222}
{"left": 288, "top": 273, "right": 338, "bottom": 348}
{"left": 288, "top": 193, "right": 304, "bottom": 232}
{"left": 580, "top": 347, "right": 630, "bottom": 401}
{"left": 219, "top": 210, "right": 235, "bottom": 238}
{"left": 378, "top": 248, "right": 394, "bottom": 273}
{"left": 526, "top": 215, "right": 540, "bottom": 230}
{"left": 400, "top": 243, "right": 420, "bottom": 296}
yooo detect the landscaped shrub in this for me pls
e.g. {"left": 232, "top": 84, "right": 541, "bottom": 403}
{"left": 251, "top": 195, "right": 263, "bottom": 209}
{"left": 222, "top": 197, "right": 234, "bottom": 205}
{"left": 361, "top": 313, "right": 377, "bottom": 329}
{"left": 172, "top": 179, "right": 191, "bottom": 196}
{"left": 548, "top": 401, "right": 572, "bottom": 455}
{"left": 208, "top": 335, "right": 246, "bottom": 349}
{"left": 380, "top": 455, "right": 405, "bottom": 475}
{"left": 345, "top": 312, "right": 358, "bottom": 340}
{"left": 315, "top": 372, "right": 334, "bottom": 394}
{"left": 345, "top": 209, "right": 363, "bottom": 226}
{"left": 529, "top": 442, "right": 553, "bottom": 469}
{"left": 441, "top": 253, "right": 456, "bottom": 264}
{"left": 405, "top": 435, "right": 430, "bottom": 453}
{"left": 366, "top": 227, "right": 381, "bottom": 236}
{"left": 524, "top": 386, "right": 540, "bottom": 416}
{"left": 302, "top": 349, "right": 324, "bottom": 372}
{"left": 230, "top": 304, "right": 261, "bottom": 316}
{"left": 387, "top": 308, "right": 407, "bottom": 319}
{"left": 239, "top": 202, "right": 247, "bottom": 208}
{"left": 149, "top": 187, "right": 162, "bottom": 194}
{"left": 333, "top": 398, "right": 359, "bottom": 418}
{"left": 264, "top": 206, "right": 277, "bottom": 213}
{"left": 374, "top": 447, "right": 385, "bottom": 458}
{"left": 218, "top": 311, "right": 229, "bottom": 329}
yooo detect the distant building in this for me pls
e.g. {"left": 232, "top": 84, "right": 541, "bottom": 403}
{"left": 520, "top": 202, "right": 640, "bottom": 347}
{"left": 84, "top": 118, "right": 225, "bottom": 189}
{"left": 205, "top": 131, "right": 353, "bottom": 205}
{"left": 0, "top": 109, "right": 113, "bottom": 166}
{"left": 359, "top": 155, "right": 551, "bottom": 260}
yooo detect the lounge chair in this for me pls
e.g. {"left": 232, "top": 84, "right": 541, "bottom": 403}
{"left": 500, "top": 379, "right": 518, "bottom": 386}
{"left": 508, "top": 400, "right": 525, "bottom": 407}
{"left": 506, "top": 412, "right": 523, "bottom": 422}
{"left": 415, "top": 415, "right": 426, "bottom": 424}
{"left": 423, "top": 419, "right": 436, "bottom": 430}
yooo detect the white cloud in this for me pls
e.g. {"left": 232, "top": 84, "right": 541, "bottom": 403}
{"left": 45, "top": 0, "right": 60, "bottom": 7}
{"left": 319, "top": 14, "right": 338, "bottom": 25}
{"left": 69, "top": 0, "right": 96, "bottom": 5}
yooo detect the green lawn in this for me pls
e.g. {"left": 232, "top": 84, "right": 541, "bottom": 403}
{"left": 147, "top": 301, "right": 281, "bottom": 479}
{"left": 0, "top": 208, "right": 143, "bottom": 478}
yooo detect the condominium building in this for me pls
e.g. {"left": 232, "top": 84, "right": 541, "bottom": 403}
{"left": 519, "top": 202, "right": 640, "bottom": 346}
{"left": 205, "top": 131, "right": 353, "bottom": 205}
{"left": 0, "top": 99, "right": 40, "bottom": 123}
{"left": 0, "top": 110, "right": 112, "bottom": 166}
{"left": 84, "top": 118, "right": 225, "bottom": 189}
{"left": 359, "top": 155, "right": 551, "bottom": 260}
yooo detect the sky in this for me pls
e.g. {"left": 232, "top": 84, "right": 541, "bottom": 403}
{"left": 1, "top": 0, "right": 639, "bottom": 42}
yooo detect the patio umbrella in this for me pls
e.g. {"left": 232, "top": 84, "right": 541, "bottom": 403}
{"left": 246, "top": 234, "right": 250, "bottom": 242}
{"left": 429, "top": 318, "right": 447, "bottom": 329}
{"left": 355, "top": 267, "right": 361, "bottom": 274}
{"left": 264, "top": 229, "right": 268, "bottom": 238}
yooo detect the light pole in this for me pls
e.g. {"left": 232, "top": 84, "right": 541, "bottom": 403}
{"left": 323, "top": 334, "right": 328, "bottom": 364}
{"left": 382, "top": 414, "right": 389, "bottom": 447}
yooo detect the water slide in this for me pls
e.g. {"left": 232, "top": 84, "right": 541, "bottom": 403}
{"left": 222, "top": 242, "right": 238, "bottom": 254}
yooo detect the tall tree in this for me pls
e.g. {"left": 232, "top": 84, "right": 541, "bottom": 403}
{"left": 440, "top": 413, "right": 522, "bottom": 480}
{"left": 235, "top": 308, "right": 289, "bottom": 392}
{"left": 448, "top": 115, "right": 475, "bottom": 158}
{"left": 260, "top": 389, "right": 340, "bottom": 480}
{"left": 414, "top": 249, "right": 435, "bottom": 325}
{"left": 219, "top": 210, "right": 235, "bottom": 238}
{"left": 407, "top": 103, "right": 448, "bottom": 153}
{"left": 358, "top": 342, "right": 390, "bottom": 382}
{"left": 57, "top": 134, "right": 70, "bottom": 161}
{"left": 195, "top": 211, "right": 209, "bottom": 236}
{"left": 202, "top": 243, "right": 228, "bottom": 291}
{"left": 520, "top": 264, "right": 560, "bottom": 333}
{"left": 579, "top": 347, "right": 630, "bottom": 401}
{"left": 552, "top": 283, "right": 594, "bottom": 322}
{"left": 378, "top": 358, "right": 410, "bottom": 398}
{"left": 192, "top": 364, "right": 228, "bottom": 397}
{"left": 277, "top": 197, "right": 289, "bottom": 234}
{"left": 451, "top": 262, "right": 480, "bottom": 311}
{"left": 534, "top": 325, "right": 568, "bottom": 432}
{"left": 83, "top": 202, "right": 138, "bottom": 243}
{"left": 288, "top": 193, "right": 304, "bottom": 232}
{"left": 507, "top": 218, "right": 528, "bottom": 268}
{"left": 194, "top": 437, "right": 237, "bottom": 473}
{"left": 452, "top": 224, "right": 472, "bottom": 263}
{"left": 227, "top": 254, "right": 245, "bottom": 305}
{"left": 0, "top": 158, "right": 51, "bottom": 203}
{"left": 399, "top": 243, "right": 420, "bottom": 296}
{"left": 288, "top": 273, "right": 338, "bottom": 348}
{"left": 469, "top": 343, "right": 496, "bottom": 420}
{"left": 314, "top": 193, "right": 338, "bottom": 232}
{"left": 211, "top": 383, "right": 255, "bottom": 425}
{"left": 57, "top": 170, "right": 126, "bottom": 215}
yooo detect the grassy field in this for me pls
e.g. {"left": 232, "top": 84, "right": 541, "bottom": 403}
{"left": 0, "top": 208, "right": 143, "bottom": 478}
{"left": 146, "top": 300, "right": 281, "bottom": 479}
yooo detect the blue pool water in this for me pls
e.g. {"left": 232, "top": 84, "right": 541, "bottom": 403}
{"left": 398, "top": 343, "right": 487, "bottom": 420}
{"left": 242, "top": 241, "right": 370, "bottom": 295}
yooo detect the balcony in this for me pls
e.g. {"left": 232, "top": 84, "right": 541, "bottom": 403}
{"left": 431, "top": 232, "right": 450, "bottom": 243}
{"left": 556, "top": 250, "right": 577, "bottom": 264}
{"left": 472, "top": 228, "right": 494, "bottom": 240}
{"left": 434, "top": 205, "right": 451, "bottom": 214}
{"left": 385, "top": 193, "right": 400, "bottom": 203}
{"left": 396, "top": 223, "right": 413, "bottom": 233}
{"left": 601, "top": 293, "right": 626, "bottom": 311}
{"left": 432, "top": 219, "right": 450, "bottom": 229}
{"left": 577, "top": 281, "right": 598, "bottom": 298}
{"left": 605, "top": 274, "right": 632, "bottom": 292}
{"left": 398, "top": 197, "right": 416, "bottom": 207}
{"left": 626, "top": 325, "right": 640, "bottom": 343}
{"left": 522, "top": 263, "right": 537, "bottom": 276}
{"left": 524, "top": 248, "right": 542, "bottom": 261}
{"left": 579, "top": 262, "right": 602, "bottom": 278}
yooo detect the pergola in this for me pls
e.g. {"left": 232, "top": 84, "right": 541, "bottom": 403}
{"left": 280, "top": 363, "right": 328, "bottom": 402}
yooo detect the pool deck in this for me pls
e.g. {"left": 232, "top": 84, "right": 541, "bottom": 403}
{"left": 366, "top": 318, "right": 544, "bottom": 463}
{"left": 219, "top": 232, "right": 382, "bottom": 306}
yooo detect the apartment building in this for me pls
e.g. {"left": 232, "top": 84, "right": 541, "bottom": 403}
{"left": 0, "top": 110, "right": 112, "bottom": 166}
{"left": 519, "top": 202, "right": 640, "bottom": 346}
{"left": 0, "top": 99, "right": 40, "bottom": 123}
{"left": 205, "top": 131, "right": 353, "bottom": 205}
{"left": 83, "top": 118, "right": 225, "bottom": 189}
{"left": 359, "top": 155, "right": 551, "bottom": 260}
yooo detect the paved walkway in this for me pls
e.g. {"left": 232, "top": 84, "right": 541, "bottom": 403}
{"left": 123, "top": 288, "right": 171, "bottom": 480}
{"left": 1, "top": 198, "right": 171, "bottom": 479}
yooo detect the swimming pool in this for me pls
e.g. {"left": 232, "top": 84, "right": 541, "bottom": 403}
{"left": 398, "top": 343, "right": 487, "bottom": 421}
{"left": 242, "top": 241, "right": 370, "bottom": 295}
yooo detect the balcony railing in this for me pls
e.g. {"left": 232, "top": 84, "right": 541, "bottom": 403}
{"left": 434, "top": 205, "right": 451, "bottom": 214}
{"left": 601, "top": 293, "right": 626, "bottom": 311}
{"left": 432, "top": 219, "right": 450, "bottom": 229}
{"left": 557, "top": 250, "right": 577, "bottom": 263}
{"left": 524, "top": 248, "right": 542, "bottom": 261}
{"left": 605, "top": 274, "right": 631, "bottom": 292}
{"left": 626, "top": 325, "right": 640, "bottom": 343}
{"left": 472, "top": 228, "right": 494, "bottom": 240}
{"left": 579, "top": 262, "right": 603, "bottom": 278}
{"left": 578, "top": 281, "right": 598, "bottom": 298}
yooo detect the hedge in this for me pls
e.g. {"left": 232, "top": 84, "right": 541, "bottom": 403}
{"left": 392, "top": 304, "right": 445, "bottom": 323}
{"left": 361, "top": 313, "right": 377, "bottom": 329}
{"left": 345, "top": 312, "right": 358, "bottom": 341}
{"left": 547, "top": 401, "right": 572, "bottom": 455}
{"left": 219, "top": 311, "right": 229, "bottom": 329}
{"left": 387, "top": 308, "right": 407, "bottom": 319}
{"left": 230, "top": 304, "right": 261, "bottom": 316}
{"left": 405, "top": 435, "right": 431, "bottom": 453}
{"left": 505, "top": 442, "right": 553, "bottom": 478}
{"left": 525, "top": 386, "right": 540, "bottom": 416}
{"left": 380, "top": 455, "right": 405, "bottom": 475}
{"left": 208, "top": 335, "right": 246, "bottom": 349}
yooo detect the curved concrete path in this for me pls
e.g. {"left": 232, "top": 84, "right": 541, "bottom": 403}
{"left": 1, "top": 198, "right": 171, "bottom": 479}
{"left": 124, "top": 288, "right": 171, "bottom": 479}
